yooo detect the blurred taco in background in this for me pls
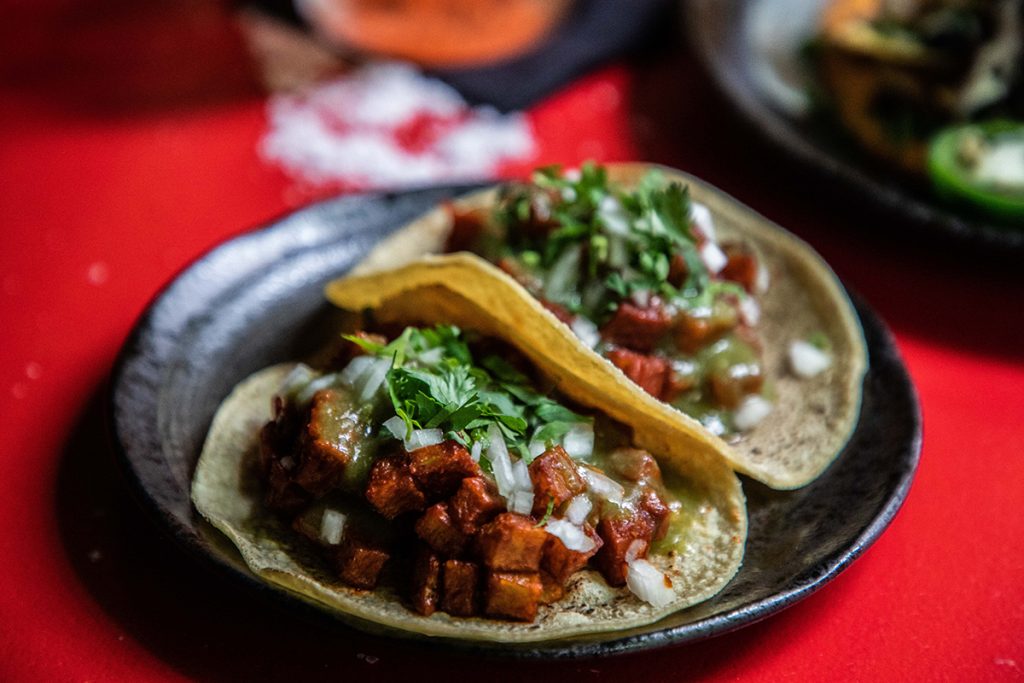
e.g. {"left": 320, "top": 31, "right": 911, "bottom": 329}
{"left": 814, "top": 0, "right": 1023, "bottom": 216}
{"left": 330, "top": 163, "right": 867, "bottom": 489}
{"left": 192, "top": 321, "right": 746, "bottom": 642}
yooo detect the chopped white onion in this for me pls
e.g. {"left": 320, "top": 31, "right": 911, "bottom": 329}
{"left": 406, "top": 428, "right": 444, "bottom": 451}
{"left": 582, "top": 467, "right": 624, "bottom": 504}
{"left": 755, "top": 261, "right": 771, "bottom": 294}
{"left": 280, "top": 363, "right": 317, "bottom": 395}
{"left": 788, "top": 340, "right": 832, "bottom": 378}
{"left": 626, "top": 558, "right": 675, "bottom": 608}
{"left": 527, "top": 439, "right": 547, "bottom": 459}
{"left": 738, "top": 296, "right": 761, "bottom": 326}
{"left": 382, "top": 415, "right": 407, "bottom": 441}
{"left": 508, "top": 489, "right": 535, "bottom": 515}
{"left": 562, "top": 423, "right": 595, "bottom": 460}
{"left": 340, "top": 355, "right": 376, "bottom": 387}
{"left": 561, "top": 186, "right": 578, "bottom": 202}
{"left": 690, "top": 202, "right": 716, "bottom": 242}
{"left": 487, "top": 424, "right": 516, "bottom": 498}
{"left": 470, "top": 440, "right": 483, "bottom": 463}
{"left": 700, "top": 242, "right": 728, "bottom": 274}
{"left": 565, "top": 495, "right": 592, "bottom": 525}
{"left": 598, "top": 195, "right": 631, "bottom": 235}
{"left": 625, "top": 538, "right": 646, "bottom": 564}
{"left": 630, "top": 288, "right": 651, "bottom": 308}
{"left": 356, "top": 357, "right": 391, "bottom": 403}
{"left": 733, "top": 395, "right": 773, "bottom": 431}
{"left": 414, "top": 347, "right": 444, "bottom": 366}
{"left": 319, "top": 509, "right": 347, "bottom": 546}
{"left": 543, "top": 244, "right": 583, "bottom": 302}
{"left": 570, "top": 317, "right": 601, "bottom": 350}
{"left": 512, "top": 459, "right": 532, "bottom": 490}
{"left": 545, "top": 519, "right": 596, "bottom": 553}
{"left": 295, "top": 373, "right": 340, "bottom": 405}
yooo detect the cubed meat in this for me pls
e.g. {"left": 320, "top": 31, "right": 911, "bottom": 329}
{"left": 528, "top": 446, "right": 587, "bottom": 517}
{"left": 334, "top": 536, "right": 389, "bottom": 590}
{"left": 606, "top": 448, "right": 662, "bottom": 484}
{"left": 483, "top": 572, "right": 543, "bottom": 622}
{"left": 607, "top": 347, "right": 669, "bottom": 399}
{"left": 449, "top": 476, "right": 505, "bottom": 535}
{"left": 600, "top": 301, "right": 673, "bottom": 352}
{"left": 365, "top": 454, "right": 427, "bottom": 519}
{"left": 539, "top": 571, "right": 565, "bottom": 604}
{"left": 294, "top": 389, "right": 358, "bottom": 497}
{"left": 594, "top": 513, "right": 657, "bottom": 587}
{"left": 637, "top": 488, "right": 672, "bottom": 541}
{"left": 441, "top": 560, "right": 480, "bottom": 616}
{"left": 674, "top": 308, "right": 737, "bottom": 354}
{"left": 263, "top": 457, "right": 310, "bottom": 514}
{"left": 414, "top": 503, "right": 468, "bottom": 557}
{"left": 407, "top": 440, "right": 480, "bottom": 500}
{"left": 663, "top": 362, "right": 697, "bottom": 401}
{"left": 259, "top": 407, "right": 310, "bottom": 514}
{"left": 707, "top": 363, "right": 764, "bottom": 409}
{"left": 476, "top": 513, "right": 548, "bottom": 571}
{"left": 667, "top": 253, "right": 689, "bottom": 288}
{"left": 444, "top": 205, "right": 488, "bottom": 253}
{"left": 541, "top": 525, "right": 602, "bottom": 583}
{"left": 410, "top": 545, "right": 442, "bottom": 616}
{"left": 720, "top": 244, "right": 759, "bottom": 293}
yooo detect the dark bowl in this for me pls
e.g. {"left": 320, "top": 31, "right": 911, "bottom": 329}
{"left": 684, "top": 0, "right": 1024, "bottom": 253}
{"left": 110, "top": 183, "right": 921, "bottom": 658}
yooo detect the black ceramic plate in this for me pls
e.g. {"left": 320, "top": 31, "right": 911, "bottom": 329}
{"left": 110, "top": 184, "right": 921, "bottom": 658}
{"left": 684, "top": 0, "right": 1024, "bottom": 252}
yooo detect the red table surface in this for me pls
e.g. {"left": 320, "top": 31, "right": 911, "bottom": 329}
{"left": 2, "top": 3, "right": 1023, "bottom": 682}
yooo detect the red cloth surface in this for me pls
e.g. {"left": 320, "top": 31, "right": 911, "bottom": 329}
{"left": 2, "top": 3, "right": 1023, "bottom": 681}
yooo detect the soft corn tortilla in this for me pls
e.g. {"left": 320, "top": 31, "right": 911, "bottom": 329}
{"left": 328, "top": 164, "right": 867, "bottom": 489}
{"left": 193, "top": 362, "right": 747, "bottom": 642}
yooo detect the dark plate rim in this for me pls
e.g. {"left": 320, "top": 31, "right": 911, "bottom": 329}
{"left": 683, "top": 0, "right": 1024, "bottom": 253}
{"left": 108, "top": 185, "right": 922, "bottom": 660}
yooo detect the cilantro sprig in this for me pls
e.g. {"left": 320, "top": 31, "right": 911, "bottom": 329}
{"left": 493, "top": 162, "right": 726, "bottom": 322}
{"left": 346, "top": 326, "right": 591, "bottom": 464}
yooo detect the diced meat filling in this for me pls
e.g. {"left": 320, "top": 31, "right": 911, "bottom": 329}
{"left": 720, "top": 244, "right": 759, "bottom": 293}
{"left": 267, "top": 404, "right": 678, "bottom": 621}
{"left": 441, "top": 560, "right": 480, "bottom": 616}
{"left": 410, "top": 545, "right": 441, "bottom": 616}
{"left": 528, "top": 446, "right": 587, "bottom": 517}
{"left": 607, "top": 347, "right": 669, "bottom": 399}
{"left": 365, "top": 454, "right": 427, "bottom": 519}
{"left": 449, "top": 476, "right": 505, "bottom": 535}
{"left": 415, "top": 502, "right": 468, "bottom": 557}
{"left": 407, "top": 441, "right": 480, "bottom": 499}
{"left": 594, "top": 513, "right": 657, "bottom": 587}
{"left": 674, "top": 308, "right": 737, "bottom": 355}
{"left": 600, "top": 301, "right": 673, "bottom": 352}
{"left": 541, "top": 525, "right": 602, "bottom": 583}
{"left": 476, "top": 513, "right": 548, "bottom": 572}
{"left": 334, "top": 536, "right": 389, "bottom": 590}
{"left": 293, "top": 389, "right": 357, "bottom": 497}
{"left": 484, "top": 571, "right": 543, "bottom": 622}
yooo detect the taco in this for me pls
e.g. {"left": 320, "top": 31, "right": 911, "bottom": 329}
{"left": 815, "top": 0, "right": 1023, "bottom": 172}
{"left": 192, "top": 323, "right": 746, "bottom": 641}
{"left": 327, "top": 163, "right": 867, "bottom": 490}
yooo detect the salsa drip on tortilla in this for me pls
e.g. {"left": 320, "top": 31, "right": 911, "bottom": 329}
{"left": 258, "top": 324, "right": 691, "bottom": 622}
{"left": 442, "top": 163, "right": 772, "bottom": 437}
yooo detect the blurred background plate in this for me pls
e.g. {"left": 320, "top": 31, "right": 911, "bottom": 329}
{"left": 110, "top": 184, "right": 921, "bottom": 658}
{"left": 684, "top": 0, "right": 1024, "bottom": 252}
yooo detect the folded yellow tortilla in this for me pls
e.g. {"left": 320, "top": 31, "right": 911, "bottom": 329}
{"left": 326, "top": 164, "right": 868, "bottom": 489}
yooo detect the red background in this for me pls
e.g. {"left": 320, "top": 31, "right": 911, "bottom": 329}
{"left": 2, "top": 2, "right": 1023, "bottom": 681}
